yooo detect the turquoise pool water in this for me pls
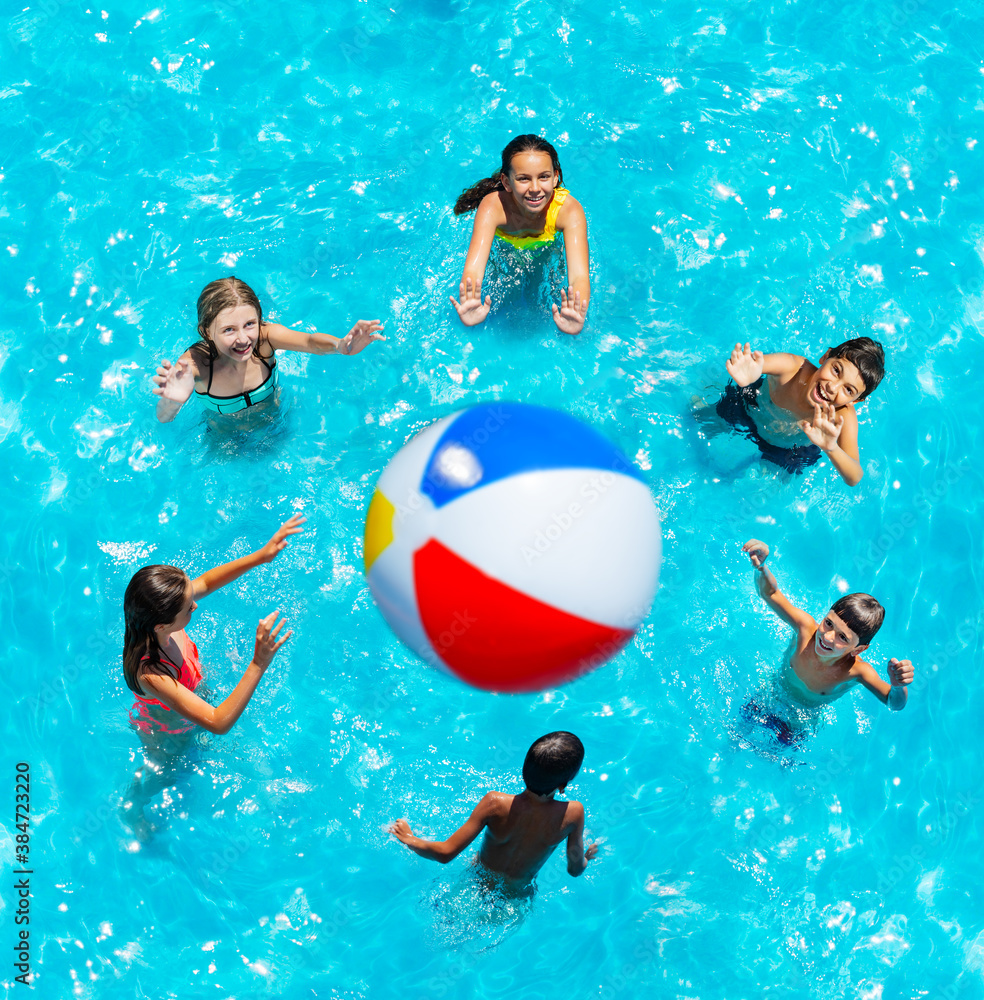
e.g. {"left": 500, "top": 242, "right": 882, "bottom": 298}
{"left": 2, "top": 1, "right": 984, "bottom": 996}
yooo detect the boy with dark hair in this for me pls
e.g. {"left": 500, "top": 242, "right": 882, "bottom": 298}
{"left": 742, "top": 538, "right": 913, "bottom": 710}
{"left": 720, "top": 336, "right": 885, "bottom": 485}
{"left": 389, "top": 731, "right": 597, "bottom": 886}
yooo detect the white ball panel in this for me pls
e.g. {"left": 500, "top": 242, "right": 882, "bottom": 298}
{"left": 375, "top": 414, "right": 457, "bottom": 513}
{"left": 431, "top": 469, "right": 660, "bottom": 629}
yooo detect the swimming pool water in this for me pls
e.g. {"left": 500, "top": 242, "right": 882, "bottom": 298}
{"left": 2, "top": 1, "right": 984, "bottom": 997}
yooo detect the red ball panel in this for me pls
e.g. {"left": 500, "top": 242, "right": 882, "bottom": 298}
{"left": 414, "top": 539, "right": 634, "bottom": 692}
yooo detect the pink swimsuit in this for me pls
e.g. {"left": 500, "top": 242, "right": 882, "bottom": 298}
{"left": 130, "top": 630, "right": 204, "bottom": 735}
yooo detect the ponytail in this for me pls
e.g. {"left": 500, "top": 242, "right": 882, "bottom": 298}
{"left": 454, "top": 172, "right": 505, "bottom": 215}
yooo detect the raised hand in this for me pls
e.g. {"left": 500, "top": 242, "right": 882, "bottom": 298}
{"left": 153, "top": 358, "right": 195, "bottom": 403}
{"left": 887, "top": 658, "right": 914, "bottom": 687}
{"left": 338, "top": 320, "right": 385, "bottom": 356}
{"left": 252, "top": 610, "right": 291, "bottom": 668}
{"left": 450, "top": 277, "right": 492, "bottom": 326}
{"left": 742, "top": 538, "right": 770, "bottom": 568}
{"left": 725, "top": 343, "right": 765, "bottom": 386}
{"left": 551, "top": 286, "right": 588, "bottom": 335}
{"left": 258, "top": 514, "right": 307, "bottom": 563}
{"left": 798, "top": 401, "right": 844, "bottom": 452}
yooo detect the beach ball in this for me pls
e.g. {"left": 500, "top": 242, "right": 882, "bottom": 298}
{"left": 363, "top": 402, "right": 660, "bottom": 692}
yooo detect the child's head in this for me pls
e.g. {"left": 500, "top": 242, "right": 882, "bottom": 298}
{"left": 454, "top": 135, "right": 563, "bottom": 215}
{"left": 498, "top": 134, "right": 563, "bottom": 187}
{"left": 123, "top": 565, "right": 193, "bottom": 693}
{"left": 817, "top": 593, "right": 884, "bottom": 658}
{"left": 522, "top": 731, "right": 584, "bottom": 796}
{"left": 822, "top": 337, "right": 885, "bottom": 402}
{"left": 193, "top": 276, "right": 266, "bottom": 362}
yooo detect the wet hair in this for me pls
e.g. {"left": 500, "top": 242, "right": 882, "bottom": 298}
{"left": 453, "top": 135, "right": 563, "bottom": 215}
{"left": 189, "top": 276, "right": 267, "bottom": 368}
{"left": 522, "top": 731, "right": 584, "bottom": 795}
{"left": 123, "top": 565, "right": 190, "bottom": 697}
{"left": 829, "top": 592, "right": 885, "bottom": 647}
{"left": 825, "top": 337, "right": 885, "bottom": 401}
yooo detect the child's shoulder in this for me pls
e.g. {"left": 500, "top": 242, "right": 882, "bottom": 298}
{"left": 477, "top": 790, "right": 515, "bottom": 815}
{"left": 559, "top": 798, "right": 585, "bottom": 828}
{"left": 476, "top": 190, "right": 509, "bottom": 224}
{"left": 766, "top": 352, "right": 811, "bottom": 378}
{"left": 555, "top": 192, "right": 585, "bottom": 226}
{"left": 847, "top": 653, "right": 877, "bottom": 680}
{"left": 181, "top": 344, "right": 209, "bottom": 380}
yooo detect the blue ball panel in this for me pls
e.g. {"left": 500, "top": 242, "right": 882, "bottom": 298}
{"left": 421, "top": 402, "right": 643, "bottom": 509}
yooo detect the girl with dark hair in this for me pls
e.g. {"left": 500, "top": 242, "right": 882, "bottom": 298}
{"left": 123, "top": 514, "right": 304, "bottom": 736}
{"left": 120, "top": 513, "right": 304, "bottom": 839}
{"left": 153, "top": 276, "right": 384, "bottom": 421}
{"left": 451, "top": 135, "right": 591, "bottom": 335}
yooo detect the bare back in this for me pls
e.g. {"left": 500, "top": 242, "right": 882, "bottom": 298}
{"left": 478, "top": 791, "right": 582, "bottom": 882}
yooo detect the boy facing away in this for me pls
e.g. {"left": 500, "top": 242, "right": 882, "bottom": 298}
{"left": 722, "top": 336, "right": 885, "bottom": 486}
{"left": 743, "top": 539, "right": 914, "bottom": 710}
{"left": 389, "top": 731, "right": 597, "bottom": 887}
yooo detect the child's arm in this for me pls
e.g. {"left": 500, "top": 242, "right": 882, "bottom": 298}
{"left": 725, "top": 344, "right": 803, "bottom": 387}
{"left": 137, "top": 610, "right": 290, "bottom": 734}
{"left": 552, "top": 198, "right": 590, "bottom": 335}
{"left": 153, "top": 354, "right": 199, "bottom": 423}
{"left": 798, "top": 401, "right": 863, "bottom": 486}
{"left": 263, "top": 321, "right": 384, "bottom": 357}
{"left": 741, "top": 539, "right": 817, "bottom": 633}
{"left": 563, "top": 801, "right": 597, "bottom": 877}
{"left": 450, "top": 195, "right": 504, "bottom": 326}
{"left": 192, "top": 515, "right": 305, "bottom": 600}
{"left": 854, "top": 657, "right": 914, "bottom": 711}
{"left": 389, "top": 793, "right": 498, "bottom": 863}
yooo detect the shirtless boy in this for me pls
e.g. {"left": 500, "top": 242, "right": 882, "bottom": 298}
{"left": 389, "top": 732, "right": 597, "bottom": 887}
{"left": 743, "top": 539, "right": 914, "bottom": 711}
{"left": 723, "top": 337, "right": 885, "bottom": 485}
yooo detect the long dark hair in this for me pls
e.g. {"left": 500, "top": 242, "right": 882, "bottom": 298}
{"left": 189, "top": 275, "right": 268, "bottom": 369}
{"left": 123, "top": 565, "right": 189, "bottom": 696}
{"left": 453, "top": 135, "right": 563, "bottom": 215}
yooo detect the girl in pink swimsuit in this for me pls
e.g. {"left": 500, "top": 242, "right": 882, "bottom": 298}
{"left": 121, "top": 514, "right": 304, "bottom": 838}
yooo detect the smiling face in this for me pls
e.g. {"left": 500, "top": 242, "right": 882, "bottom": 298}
{"left": 206, "top": 304, "right": 261, "bottom": 363}
{"left": 156, "top": 577, "right": 197, "bottom": 636}
{"left": 807, "top": 354, "right": 866, "bottom": 409}
{"left": 814, "top": 609, "right": 867, "bottom": 661}
{"left": 501, "top": 150, "right": 559, "bottom": 217}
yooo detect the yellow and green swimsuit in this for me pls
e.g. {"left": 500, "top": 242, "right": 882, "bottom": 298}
{"left": 494, "top": 188, "right": 569, "bottom": 250}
